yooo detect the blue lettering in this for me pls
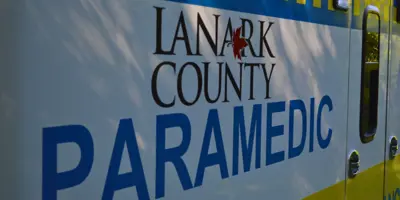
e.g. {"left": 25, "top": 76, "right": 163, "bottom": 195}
{"left": 42, "top": 125, "right": 94, "bottom": 200}
{"left": 384, "top": 188, "right": 400, "bottom": 200}
{"left": 288, "top": 99, "right": 307, "bottom": 159}
{"left": 156, "top": 113, "right": 193, "bottom": 198}
{"left": 232, "top": 104, "right": 262, "bottom": 176}
{"left": 266, "top": 101, "right": 285, "bottom": 166}
{"left": 317, "top": 95, "right": 333, "bottom": 149}
{"left": 41, "top": 95, "right": 337, "bottom": 199}
{"left": 309, "top": 97, "right": 315, "bottom": 152}
{"left": 102, "top": 119, "right": 149, "bottom": 200}
{"left": 195, "top": 109, "right": 229, "bottom": 187}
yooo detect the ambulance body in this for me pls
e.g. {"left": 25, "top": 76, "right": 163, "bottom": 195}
{"left": 1, "top": 0, "right": 400, "bottom": 199}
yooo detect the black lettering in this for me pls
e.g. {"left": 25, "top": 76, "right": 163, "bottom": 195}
{"left": 157, "top": 11, "right": 194, "bottom": 55}
{"left": 196, "top": 14, "right": 220, "bottom": 56}
{"left": 223, "top": 63, "right": 243, "bottom": 102}
{"left": 177, "top": 62, "right": 202, "bottom": 106}
{"left": 244, "top": 63, "right": 260, "bottom": 100}
{"left": 259, "top": 21, "right": 275, "bottom": 58}
{"left": 261, "top": 63, "right": 275, "bottom": 99}
{"left": 152, "top": 61, "right": 176, "bottom": 107}
{"left": 219, "top": 18, "right": 233, "bottom": 56}
{"left": 241, "top": 19, "right": 260, "bottom": 58}
{"left": 204, "top": 62, "right": 223, "bottom": 103}
{"left": 154, "top": 7, "right": 170, "bottom": 55}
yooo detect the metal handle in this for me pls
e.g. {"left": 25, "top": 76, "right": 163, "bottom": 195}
{"left": 359, "top": 5, "right": 381, "bottom": 144}
{"left": 348, "top": 150, "right": 360, "bottom": 178}
{"left": 389, "top": 136, "right": 398, "bottom": 159}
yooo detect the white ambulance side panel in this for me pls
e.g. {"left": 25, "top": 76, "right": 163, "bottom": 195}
{"left": 0, "top": 0, "right": 352, "bottom": 199}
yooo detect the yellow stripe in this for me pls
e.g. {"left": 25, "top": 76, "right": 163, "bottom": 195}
{"left": 304, "top": 155, "right": 400, "bottom": 200}
{"left": 285, "top": 0, "right": 395, "bottom": 20}
{"left": 346, "top": 164, "right": 384, "bottom": 199}
{"left": 313, "top": 0, "right": 321, "bottom": 8}
{"left": 384, "top": 155, "right": 400, "bottom": 200}
{"left": 304, "top": 163, "right": 384, "bottom": 199}
{"left": 303, "top": 180, "right": 344, "bottom": 200}
{"left": 354, "top": 0, "right": 361, "bottom": 16}
{"left": 297, "top": 0, "right": 306, "bottom": 4}
{"left": 384, "top": 5, "right": 389, "bottom": 22}
{"left": 328, "top": 0, "right": 334, "bottom": 10}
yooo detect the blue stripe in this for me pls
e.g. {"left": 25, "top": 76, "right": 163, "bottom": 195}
{"left": 166, "top": 0, "right": 350, "bottom": 28}
{"left": 166, "top": 0, "right": 400, "bottom": 32}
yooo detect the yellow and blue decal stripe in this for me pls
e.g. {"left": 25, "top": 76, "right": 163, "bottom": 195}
{"left": 168, "top": 0, "right": 398, "bottom": 30}
{"left": 304, "top": 155, "right": 400, "bottom": 199}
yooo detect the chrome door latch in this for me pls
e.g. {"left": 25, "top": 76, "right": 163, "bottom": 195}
{"left": 348, "top": 150, "right": 360, "bottom": 178}
{"left": 389, "top": 136, "right": 398, "bottom": 159}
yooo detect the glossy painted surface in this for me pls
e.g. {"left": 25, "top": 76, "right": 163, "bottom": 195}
{"left": 0, "top": 0, "right": 399, "bottom": 199}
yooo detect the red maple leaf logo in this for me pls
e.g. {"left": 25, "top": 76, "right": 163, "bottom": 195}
{"left": 230, "top": 27, "right": 248, "bottom": 60}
